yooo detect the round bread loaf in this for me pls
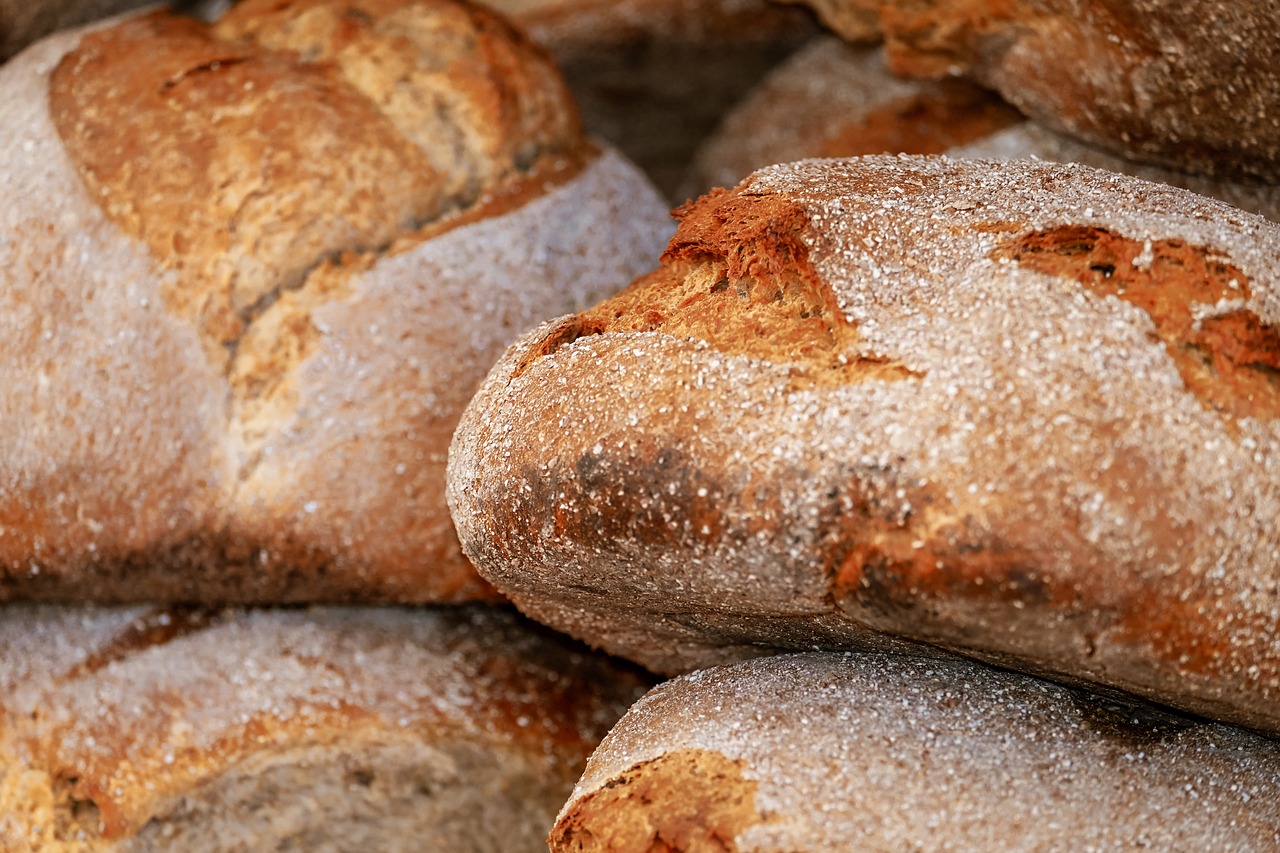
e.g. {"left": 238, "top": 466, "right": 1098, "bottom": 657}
{"left": 0, "top": 0, "right": 674, "bottom": 604}
{"left": 687, "top": 37, "right": 1280, "bottom": 222}
{"left": 448, "top": 154, "right": 1280, "bottom": 735}
{"left": 0, "top": 603, "right": 650, "bottom": 851}
{"left": 551, "top": 652, "right": 1280, "bottom": 851}
{"left": 782, "top": 0, "right": 1280, "bottom": 182}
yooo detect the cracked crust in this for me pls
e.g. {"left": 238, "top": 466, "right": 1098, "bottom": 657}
{"left": 783, "top": 0, "right": 1280, "bottom": 182}
{"left": 0, "top": 605, "right": 651, "bottom": 851}
{"left": 0, "top": 7, "right": 675, "bottom": 604}
{"left": 552, "top": 653, "right": 1280, "bottom": 851}
{"left": 447, "top": 155, "right": 1280, "bottom": 735}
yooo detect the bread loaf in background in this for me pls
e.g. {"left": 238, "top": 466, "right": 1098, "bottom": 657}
{"left": 686, "top": 36, "right": 1280, "bottom": 222}
{"left": 0, "top": 0, "right": 675, "bottom": 604}
{"left": 551, "top": 653, "right": 1280, "bottom": 851}
{"left": 781, "top": 0, "right": 1280, "bottom": 181}
{"left": 0, "top": 0, "right": 149, "bottom": 59}
{"left": 0, "top": 603, "right": 651, "bottom": 852}
{"left": 481, "top": 0, "right": 820, "bottom": 199}
{"left": 448, "top": 154, "right": 1280, "bottom": 736}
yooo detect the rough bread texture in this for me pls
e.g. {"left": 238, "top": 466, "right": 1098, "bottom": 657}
{"left": 0, "top": 7, "right": 674, "bottom": 604}
{"left": 783, "top": 0, "right": 1280, "bottom": 182}
{"left": 686, "top": 38, "right": 1020, "bottom": 196}
{"left": 551, "top": 653, "right": 1280, "bottom": 851}
{"left": 448, "top": 155, "right": 1280, "bottom": 736}
{"left": 0, "top": 604, "right": 651, "bottom": 852}
{"left": 687, "top": 37, "right": 1280, "bottom": 223}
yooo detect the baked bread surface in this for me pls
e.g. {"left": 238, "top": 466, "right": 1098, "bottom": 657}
{"left": 551, "top": 652, "right": 1280, "bottom": 851}
{"left": 0, "top": 604, "right": 650, "bottom": 851}
{"left": 448, "top": 154, "right": 1280, "bottom": 734}
{"left": 783, "top": 0, "right": 1280, "bottom": 181}
{"left": 0, "top": 4, "right": 674, "bottom": 604}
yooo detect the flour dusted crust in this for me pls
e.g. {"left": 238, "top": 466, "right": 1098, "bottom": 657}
{"left": 0, "top": 5, "right": 674, "bottom": 604}
{"left": 551, "top": 653, "right": 1280, "bottom": 851}
{"left": 0, "top": 604, "right": 649, "bottom": 852}
{"left": 688, "top": 37, "right": 1280, "bottom": 223}
{"left": 784, "top": 0, "right": 1280, "bottom": 181}
{"left": 448, "top": 155, "right": 1280, "bottom": 735}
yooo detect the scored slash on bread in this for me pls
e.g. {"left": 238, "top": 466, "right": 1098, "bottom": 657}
{"left": 447, "top": 154, "right": 1280, "bottom": 736}
{"left": 0, "top": 0, "right": 675, "bottom": 604}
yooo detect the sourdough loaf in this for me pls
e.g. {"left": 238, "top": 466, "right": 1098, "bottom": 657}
{"left": 687, "top": 37, "right": 1280, "bottom": 222}
{"left": 551, "top": 652, "right": 1280, "bottom": 851}
{"left": 0, "top": 0, "right": 674, "bottom": 604}
{"left": 448, "top": 154, "right": 1280, "bottom": 735}
{"left": 0, "top": 603, "right": 650, "bottom": 852}
{"left": 782, "top": 0, "right": 1280, "bottom": 181}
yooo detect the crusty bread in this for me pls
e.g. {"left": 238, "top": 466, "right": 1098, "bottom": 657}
{"left": 0, "top": 0, "right": 674, "bottom": 604}
{"left": 686, "top": 37, "right": 1280, "bottom": 222}
{"left": 0, "top": 603, "right": 650, "bottom": 851}
{"left": 551, "top": 652, "right": 1280, "bottom": 851}
{"left": 480, "top": 0, "right": 821, "bottom": 199}
{"left": 685, "top": 37, "right": 1020, "bottom": 196}
{"left": 448, "top": 154, "right": 1280, "bottom": 735}
{"left": 781, "top": 0, "right": 1280, "bottom": 181}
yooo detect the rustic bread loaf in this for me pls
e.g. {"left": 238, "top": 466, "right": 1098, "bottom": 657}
{"left": 782, "top": 0, "right": 1280, "bottom": 182}
{"left": 685, "top": 37, "right": 1020, "bottom": 196}
{"left": 551, "top": 652, "right": 1280, "bottom": 851}
{"left": 481, "top": 0, "right": 820, "bottom": 199}
{"left": 0, "top": 0, "right": 674, "bottom": 604}
{"left": 687, "top": 37, "right": 1280, "bottom": 222}
{"left": 448, "top": 154, "right": 1280, "bottom": 735}
{"left": 0, "top": 603, "right": 650, "bottom": 852}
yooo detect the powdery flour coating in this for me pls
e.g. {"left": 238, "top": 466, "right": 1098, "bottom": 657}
{"left": 0, "top": 604, "right": 650, "bottom": 852}
{"left": 551, "top": 653, "right": 1280, "bottom": 852}
{"left": 448, "top": 155, "right": 1280, "bottom": 736}
{"left": 0, "top": 2, "right": 674, "bottom": 604}
{"left": 782, "top": 0, "right": 1280, "bottom": 182}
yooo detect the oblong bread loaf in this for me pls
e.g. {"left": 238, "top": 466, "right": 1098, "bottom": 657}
{"left": 449, "top": 154, "right": 1280, "bottom": 735}
{"left": 551, "top": 652, "right": 1280, "bottom": 851}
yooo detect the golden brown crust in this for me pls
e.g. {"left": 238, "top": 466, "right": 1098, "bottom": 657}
{"left": 447, "top": 155, "right": 1280, "bottom": 735}
{"left": 789, "top": 0, "right": 1280, "bottom": 181}
{"left": 551, "top": 750, "right": 765, "bottom": 853}
{"left": 0, "top": 9, "right": 674, "bottom": 605}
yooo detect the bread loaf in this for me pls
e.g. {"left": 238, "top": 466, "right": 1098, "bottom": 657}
{"left": 687, "top": 37, "right": 1280, "bottom": 222}
{"left": 0, "top": 603, "right": 650, "bottom": 851}
{"left": 480, "top": 0, "right": 820, "bottom": 198}
{"left": 0, "top": 0, "right": 674, "bottom": 604}
{"left": 782, "top": 0, "right": 1280, "bottom": 181}
{"left": 448, "top": 155, "right": 1280, "bottom": 735}
{"left": 551, "top": 652, "right": 1280, "bottom": 851}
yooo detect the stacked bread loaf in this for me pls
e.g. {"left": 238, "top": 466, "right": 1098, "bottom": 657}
{"left": 0, "top": 0, "right": 670, "bottom": 848}
{"left": 5, "top": 0, "right": 1280, "bottom": 849}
